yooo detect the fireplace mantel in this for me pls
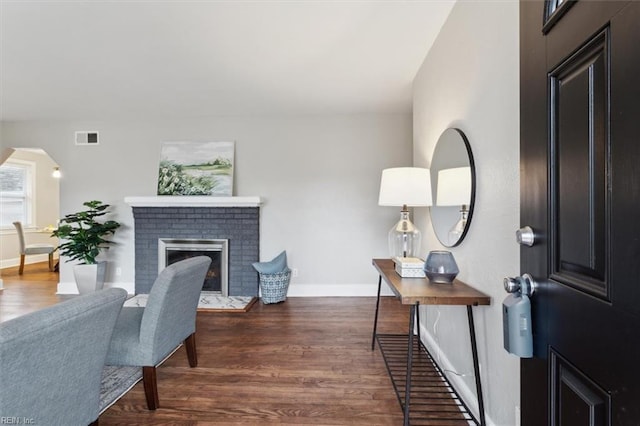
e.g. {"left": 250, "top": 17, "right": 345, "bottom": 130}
{"left": 125, "top": 196, "right": 262, "bottom": 208}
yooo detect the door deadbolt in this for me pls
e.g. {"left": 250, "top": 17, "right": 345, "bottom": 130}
{"left": 516, "top": 226, "right": 536, "bottom": 246}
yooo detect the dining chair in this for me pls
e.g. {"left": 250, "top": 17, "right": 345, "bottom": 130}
{"left": 12, "top": 221, "right": 56, "bottom": 274}
{"left": 105, "top": 256, "right": 211, "bottom": 410}
{"left": 0, "top": 288, "right": 128, "bottom": 425}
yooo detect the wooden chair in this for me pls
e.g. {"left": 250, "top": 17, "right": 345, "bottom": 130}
{"left": 12, "top": 221, "right": 55, "bottom": 274}
{"left": 105, "top": 256, "right": 211, "bottom": 410}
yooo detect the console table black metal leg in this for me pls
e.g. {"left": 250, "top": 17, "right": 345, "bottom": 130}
{"left": 467, "top": 305, "right": 486, "bottom": 426}
{"left": 415, "top": 303, "right": 421, "bottom": 346}
{"left": 371, "top": 275, "right": 382, "bottom": 350}
{"left": 403, "top": 302, "right": 418, "bottom": 426}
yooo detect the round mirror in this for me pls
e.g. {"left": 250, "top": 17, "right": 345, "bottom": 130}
{"left": 430, "top": 128, "right": 475, "bottom": 247}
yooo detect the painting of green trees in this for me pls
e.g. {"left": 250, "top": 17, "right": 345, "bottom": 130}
{"left": 157, "top": 141, "right": 234, "bottom": 196}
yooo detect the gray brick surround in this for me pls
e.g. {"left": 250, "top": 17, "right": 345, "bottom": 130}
{"left": 132, "top": 206, "right": 260, "bottom": 296}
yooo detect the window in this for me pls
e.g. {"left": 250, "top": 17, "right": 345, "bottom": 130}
{"left": 543, "top": 0, "right": 576, "bottom": 34}
{"left": 0, "top": 160, "right": 34, "bottom": 228}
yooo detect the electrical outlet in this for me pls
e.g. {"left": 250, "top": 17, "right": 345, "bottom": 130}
{"left": 292, "top": 268, "right": 299, "bottom": 278}
{"left": 115, "top": 267, "right": 122, "bottom": 276}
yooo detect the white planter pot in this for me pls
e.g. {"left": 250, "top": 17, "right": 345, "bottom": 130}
{"left": 73, "top": 262, "right": 107, "bottom": 294}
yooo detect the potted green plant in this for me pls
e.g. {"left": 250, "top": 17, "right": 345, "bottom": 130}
{"left": 52, "top": 200, "right": 121, "bottom": 294}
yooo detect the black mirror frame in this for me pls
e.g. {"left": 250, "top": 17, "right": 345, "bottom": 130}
{"left": 430, "top": 128, "right": 476, "bottom": 247}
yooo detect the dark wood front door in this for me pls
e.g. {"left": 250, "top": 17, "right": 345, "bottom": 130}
{"left": 520, "top": 1, "right": 640, "bottom": 424}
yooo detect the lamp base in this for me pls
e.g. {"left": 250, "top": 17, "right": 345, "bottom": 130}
{"left": 448, "top": 206, "right": 469, "bottom": 246}
{"left": 388, "top": 209, "right": 422, "bottom": 258}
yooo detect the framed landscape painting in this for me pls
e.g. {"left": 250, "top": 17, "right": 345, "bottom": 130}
{"left": 157, "top": 141, "right": 234, "bottom": 196}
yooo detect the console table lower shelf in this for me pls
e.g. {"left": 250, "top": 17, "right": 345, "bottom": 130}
{"left": 376, "top": 334, "right": 479, "bottom": 425}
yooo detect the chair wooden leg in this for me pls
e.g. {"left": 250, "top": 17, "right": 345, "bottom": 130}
{"left": 18, "top": 255, "right": 25, "bottom": 275}
{"left": 142, "top": 366, "right": 159, "bottom": 410}
{"left": 185, "top": 333, "right": 198, "bottom": 368}
{"left": 48, "top": 253, "right": 54, "bottom": 271}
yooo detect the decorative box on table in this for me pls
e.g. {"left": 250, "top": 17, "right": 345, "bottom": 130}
{"left": 393, "top": 257, "right": 426, "bottom": 278}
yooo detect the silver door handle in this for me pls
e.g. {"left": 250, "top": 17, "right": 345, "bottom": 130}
{"left": 504, "top": 273, "right": 537, "bottom": 297}
{"left": 516, "top": 226, "right": 536, "bottom": 246}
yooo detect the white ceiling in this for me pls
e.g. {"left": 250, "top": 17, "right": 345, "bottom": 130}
{"left": 0, "top": 1, "right": 455, "bottom": 121}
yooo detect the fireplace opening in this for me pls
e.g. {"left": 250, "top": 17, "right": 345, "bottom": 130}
{"left": 158, "top": 238, "right": 228, "bottom": 296}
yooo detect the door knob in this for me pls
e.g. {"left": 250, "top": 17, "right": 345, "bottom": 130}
{"left": 503, "top": 273, "right": 537, "bottom": 296}
{"left": 516, "top": 226, "right": 536, "bottom": 246}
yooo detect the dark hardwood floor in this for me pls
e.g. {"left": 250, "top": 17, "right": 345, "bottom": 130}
{"left": 0, "top": 262, "right": 408, "bottom": 425}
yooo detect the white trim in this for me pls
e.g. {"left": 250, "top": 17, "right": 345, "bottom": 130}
{"left": 285, "top": 282, "right": 395, "bottom": 297}
{"left": 0, "top": 253, "right": 57, "bottom": 269}
{"left": 56, "top": 280, "right": 134, "bottom": 295}
{"left": 418, "top": 322, "right": 497, "bottom": 426}
{"left": 124, "top": 196, "right": 262, "bottom": 208}
{"left": 56, "top": 281, "right": 79, "bottom": 294}
{"left": 0, "top": 225, "right": 38, "bottom": 234}
{"left": 55, "top": 281, "right": 395, "bottom": 298}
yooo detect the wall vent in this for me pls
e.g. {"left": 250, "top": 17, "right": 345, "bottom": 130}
{"left": 75, "top": 131, "right": 99, "bottom": 145}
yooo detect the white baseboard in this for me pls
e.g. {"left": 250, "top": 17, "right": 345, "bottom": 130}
{"left": 286, "top": 282, "right": 395, "bottom": 297}
{"left": 56, "top": 281, "right": 391, "bottom": 297}
{"left": 418, "top": 322, "right": 496, "bottom": 426}
{"left": 0, "top": 254, "right": 58, "bottom": 269}
{"left": 56, "top": 281, "right": 135, "bottom": 295}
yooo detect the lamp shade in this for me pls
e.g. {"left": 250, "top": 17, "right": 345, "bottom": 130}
{"left": 378, "top": 167, "right": 432, "bottom": 207}
{"left": 436, "top": 167, "right": 471, "bottom": 206}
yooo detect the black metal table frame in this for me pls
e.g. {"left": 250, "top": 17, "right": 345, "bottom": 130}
{"left": 371, "top": 275, "right": 486, "bottom": 426}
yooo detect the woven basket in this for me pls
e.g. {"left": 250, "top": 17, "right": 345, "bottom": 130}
{"left": 259, "top": 269, "right": 291, "bottom": 304}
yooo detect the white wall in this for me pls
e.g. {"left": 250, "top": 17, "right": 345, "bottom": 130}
{"left": 413, "top": 1, "right": 520, "bottom": 425}
{"left": 1, "top": 115, "right": 410, "bottom": 295}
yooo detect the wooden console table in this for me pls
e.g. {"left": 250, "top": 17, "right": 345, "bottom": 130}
{"left": 371, "top": 258, "right": 491, "bottom": 426}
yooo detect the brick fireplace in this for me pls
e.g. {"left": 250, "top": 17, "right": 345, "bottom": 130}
{"left": 125, "top": 196, "right": 261, "bottom": 296}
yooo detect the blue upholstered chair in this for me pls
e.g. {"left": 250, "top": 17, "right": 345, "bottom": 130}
{"left": 105, "top": 256, "right": 211, "bottom": 410}
{"left": 0, "top": 288, "right": 127, "bottom": 425}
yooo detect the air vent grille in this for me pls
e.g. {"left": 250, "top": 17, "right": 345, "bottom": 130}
{"left": 75, "top": 131, "right": 99, "bottom": 145}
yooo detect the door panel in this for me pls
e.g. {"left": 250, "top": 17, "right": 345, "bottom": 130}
{"left": 550, "top": 28, "right": 609, "bottom": 299}
{"left": 551, "top": 350, "right": 610, "bottom": 426}
{"left": 521, "top": 1, "right": 640, "bottom": 425}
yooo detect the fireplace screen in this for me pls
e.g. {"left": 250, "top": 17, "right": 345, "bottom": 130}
{"left": 158, "top": 238, "right": 228, "bottom": 296}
